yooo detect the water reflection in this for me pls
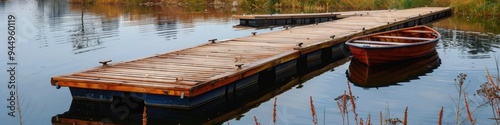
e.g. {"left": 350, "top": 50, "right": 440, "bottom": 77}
{"left": 435, "top": 28, "right": 500, "bottom": 58}
{"left": 154, "top": 16, "right": 178, "bottom": 40}
{"left": 346, "top": 50, "right": 441, "bottom": 88}
{"left": 51, "top": 58, "right": 350, "bottom": 125}
{"left": 432, "top": 16, "right": 500, "bottom": 34}
{"left": 62, "top": 4, "right": 240, "bottom": 54}
{"left": 69, "top": 6, "right": 105, "bottom": 54}
{"left": 38, "top": 0, "right": 68, "bottom": 18}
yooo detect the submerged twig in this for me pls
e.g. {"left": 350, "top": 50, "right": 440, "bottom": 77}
{"left": 310, "top": 96, "right": 318, "bottom": 125}
{"left": 273, "top": 98, "right": 277, "bottom": 125}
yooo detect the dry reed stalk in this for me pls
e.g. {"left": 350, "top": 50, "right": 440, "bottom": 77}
{"left": 438, "top": 107, "right": 443, "bottom": 125}
{"left": 486, "top": 68, "right": 500, "bottom": 122}
{"left": 360, "top": 118, "right": 364, "bottom": 125}
{"left": 484, "top": 84, "right": 495, "bottom": 105}
{"left": 498, "top": 108, "right": 500, "bottom": 119}
{"left": 310, "top": 96, "right": 318, "bottom": 125}
{"left": 273, "top": 98, "right": 277, "bottom": 125}
{"left": 142, "top": 106, "right": 147, "bottom": 125}
{"left": 455, "top": 73, "right": 466, "bottom": 125}
{"left": 486, "top": 68, "right": 500, "bottom": 90}
{"left": 343, "top": 91, "right": 349, "bottom": 125}
{"left": 254, "top": 116, "right": 260, "bottom": 125}
{"left": 464, "top": 93, "right": 475, "bottom": 124}
{"left": 347, "top": 82, "right": 358, "bottom": 124}
{"left": 379, "top": 111, "right": 382, "bottom": 125}
{"left": 343, "top": 91, "right": 347, "bottom": 115}
{"left": 336, "top": 101, "right": 344, "bottom": 115}
{"left": 367, "top": 113, "right": 371, "bottom": 125}
{"left": 403, "top": 107, "right": 408, "bottom": 125}
{"left": 483, "top": 85, "right": 500, "bottom": 121}
{"left": 336, "top": 95, "right": 346, "bottom": 125}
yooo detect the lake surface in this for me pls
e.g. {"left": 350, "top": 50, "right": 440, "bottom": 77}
{"left": 0, "top": 1, "right": 499, "bottom": 125}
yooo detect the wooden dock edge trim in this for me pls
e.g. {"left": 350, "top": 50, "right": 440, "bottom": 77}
{"left": 232, "top": 13, "right": 340, "bottom": 20}
{"left": 189, "top": 50, "right": 300, "bottom": 97}
{"left": 51, "top": 78, "right": 191, "bottom": 96}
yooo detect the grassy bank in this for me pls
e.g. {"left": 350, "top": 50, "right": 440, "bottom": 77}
{"left": 70, "top": 0, "right": 499, "bottom": 16}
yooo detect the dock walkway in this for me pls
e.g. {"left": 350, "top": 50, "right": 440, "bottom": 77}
{"left": 51, "top": 7, "right": 452, "bottom": 109}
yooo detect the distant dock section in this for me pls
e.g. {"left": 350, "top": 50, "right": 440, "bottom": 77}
{"left": 232, "top": 10, "right": 389, "bottom": 27}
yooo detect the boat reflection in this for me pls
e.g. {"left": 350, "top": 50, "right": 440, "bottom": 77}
{"left": 51, "top": 58, "right": 350, "bottom": 125}
{"left": 346, "top": 50, "right": 441, "bottom": 88}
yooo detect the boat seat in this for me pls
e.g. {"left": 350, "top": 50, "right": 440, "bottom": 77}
{"left": 401, "top": 30, "right": 434, "bottom": 34}
{"left": 353, "top": 40, "right": 414, "bottom": 45}
{"left": 371, "top": 35, "right": 434, "bottom": 41}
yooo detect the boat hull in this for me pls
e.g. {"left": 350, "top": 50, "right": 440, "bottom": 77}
{"left": 348, "top": 41, "right": 438, "bottom": 64}
{"left": 345, "top": 26, "right": 441, "bottom": 65}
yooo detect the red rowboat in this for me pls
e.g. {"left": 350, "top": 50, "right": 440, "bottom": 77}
{"left": 345, "top": 26, "right": 440, "bottom": 65}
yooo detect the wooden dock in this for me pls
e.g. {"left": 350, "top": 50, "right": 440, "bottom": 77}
{"left": 52, "top": 58, "right": 351, "bottom": 125}
{"left": 51, "top": 7, "right": 452, "bottom": 109}
{"left": 233, "top": 10, "right": 389, "bottom": 27}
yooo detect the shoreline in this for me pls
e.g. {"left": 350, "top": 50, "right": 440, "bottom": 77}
{"left": 69, "top": 0, "right": 499, "bottom": 16}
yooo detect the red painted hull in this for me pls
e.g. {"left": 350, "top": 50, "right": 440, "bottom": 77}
{"left": 348, "top": 41, "right": 438, "bottom": 64}
{"left": 345, "top": 26, "right": 440, "bottom": 65}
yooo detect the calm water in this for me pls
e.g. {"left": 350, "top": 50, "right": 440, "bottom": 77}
{"left": 0, "top": 1, "right": 499, "bottom": 125}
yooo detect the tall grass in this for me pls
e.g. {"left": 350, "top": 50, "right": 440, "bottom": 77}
{"left": 253, "top": 0, "right": 499, "bottom": 15}
{"left": 70, "top": 0, "right": 147, "bottom": 4}
{"left": 69, "top": 0, "right": 500, "bottom": 15}
{"left": 476, "top": 67, "right": 500, "bottom": 124}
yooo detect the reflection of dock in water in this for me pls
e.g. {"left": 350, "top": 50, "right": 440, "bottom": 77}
{"left": 51, "top": 57, "right": 350, "bottom": 125}
{"left": 347, "top": 50, "right": 441, "bottom": 88}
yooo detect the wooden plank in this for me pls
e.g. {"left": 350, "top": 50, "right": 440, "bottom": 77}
{"left": 371, "top": 35, "right": 434, "bottom": 41}
{"left": 116, "top": 60, "right": 237, "bottom": 70}
{"left": 85, "top": 68, "right": 219, "bottom": 79}
{"left": 89, "top": 68, "right": 219, "bottom": 78}
{"left": 73, "top": 73, "right": 199, "bottom": 86}
{"left": 401, "top": 30, "right": 433, "bottom": 34}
